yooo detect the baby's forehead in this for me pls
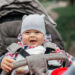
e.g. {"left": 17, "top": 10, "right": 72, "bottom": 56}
{"left": 23, "top": 29, "right": 44, "bottom": 35}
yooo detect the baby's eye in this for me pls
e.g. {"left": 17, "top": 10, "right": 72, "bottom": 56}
{"left": 25, "top": 32, "right": 30, "bottom": 34}
{"left": 35, "top": 32, "right": 40, "bottom": 33}
{"left": 26, "top": 32, "right": 30, "bottom": 33}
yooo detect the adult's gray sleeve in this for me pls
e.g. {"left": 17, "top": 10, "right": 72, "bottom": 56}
{"left": 63, "top": 62, "right": 75, "bottom": 75}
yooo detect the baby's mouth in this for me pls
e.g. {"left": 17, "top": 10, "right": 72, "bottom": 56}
{"left": 30, "top": 40, "right": 37, "bottom": 43}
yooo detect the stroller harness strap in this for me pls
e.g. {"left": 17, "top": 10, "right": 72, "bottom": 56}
{"left": 26, "top": 54, "right": 48, "bottom": 75}
{"left": 6, "top": 43, "right": 30, "bottom": 57}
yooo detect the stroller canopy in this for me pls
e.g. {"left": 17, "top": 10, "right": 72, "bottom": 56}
{"left": 0, "top": 0, "right": 64, "bottom": 56}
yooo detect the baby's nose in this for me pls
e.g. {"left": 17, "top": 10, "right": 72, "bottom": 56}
{"left": 30, "top": 33, "right": 35, "bottom": 36}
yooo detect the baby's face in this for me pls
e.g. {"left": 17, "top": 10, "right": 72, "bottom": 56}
{"left": 22, "top": 30, "right": 44, "bottom": 47}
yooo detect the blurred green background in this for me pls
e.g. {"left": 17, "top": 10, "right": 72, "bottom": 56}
{"left": 40, "top": 0, "right": 75, "bottom": 56}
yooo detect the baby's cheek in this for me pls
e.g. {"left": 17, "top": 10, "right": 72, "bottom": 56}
{"left": 39, "top": 39, "right": 44, "bottom": 45}
{"left": 22, "top": 39, "right": 27, "bottom": 44}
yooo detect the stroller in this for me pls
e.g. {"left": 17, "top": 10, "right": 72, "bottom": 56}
{"left": 0, "top": 0, "right": 67, "bottom": 75}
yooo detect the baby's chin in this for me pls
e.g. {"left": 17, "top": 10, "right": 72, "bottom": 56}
{"left": 29, "top": 45, "right": 38, "bottom": 47}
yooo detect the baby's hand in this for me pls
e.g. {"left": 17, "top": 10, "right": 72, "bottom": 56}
{"left": 1, "top": 57, "right": 15, "bottom": 72}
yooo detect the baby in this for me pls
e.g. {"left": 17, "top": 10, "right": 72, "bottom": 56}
{"left": 1, "top": 14, "right": 74, "bottom": 75}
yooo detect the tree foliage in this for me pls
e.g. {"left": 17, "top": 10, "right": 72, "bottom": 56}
{"left": 39, "top": 0, "right": 51, "bottom": 2}
{"left": 39, "top": 0, "right": 67, "bottom": 2}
